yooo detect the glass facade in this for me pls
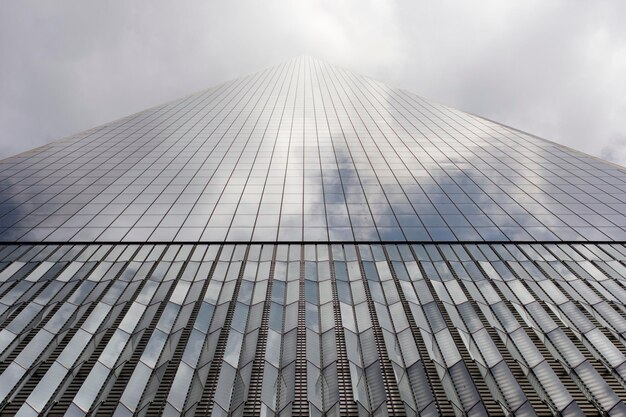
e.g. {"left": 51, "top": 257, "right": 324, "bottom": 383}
{"left": 0, "top": 57, "right": 625, "bottom": 243}
{"left": 0, "top": 243, "right": 624, "bottom": 416}
{"left": 0, "top": 57, "right": 624, "bottom": 416}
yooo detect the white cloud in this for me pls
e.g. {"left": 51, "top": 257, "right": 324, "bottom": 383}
{"left": 1, "top": 0, "right": 625, "bottom": 166}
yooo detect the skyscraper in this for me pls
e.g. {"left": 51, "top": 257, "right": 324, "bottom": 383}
{"left": 0, "top": 56, "right": 624, "bottom": 416}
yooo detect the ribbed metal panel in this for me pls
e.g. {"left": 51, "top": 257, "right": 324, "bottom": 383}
{"left": 0, "top": 243, "right": 624, "bottom": 416}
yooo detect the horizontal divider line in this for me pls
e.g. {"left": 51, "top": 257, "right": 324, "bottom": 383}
{"left": 0, "top": 240, "right": 624, "bottom": 245}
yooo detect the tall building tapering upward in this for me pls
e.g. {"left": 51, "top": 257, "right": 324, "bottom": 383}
{"left": 0, "top": 57, "right": 624, "bottom": 417}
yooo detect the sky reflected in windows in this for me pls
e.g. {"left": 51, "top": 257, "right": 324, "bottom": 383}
{"left": 0, "top": 57, "right": 625, "bottom": 242}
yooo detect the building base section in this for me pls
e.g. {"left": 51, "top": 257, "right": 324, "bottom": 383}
{"left": 0, "top": 243, "right": 625, "bottom": 416}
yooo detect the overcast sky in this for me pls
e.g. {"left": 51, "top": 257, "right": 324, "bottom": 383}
{"left": 1, "top": 1, "right": 625, "bottom": 166}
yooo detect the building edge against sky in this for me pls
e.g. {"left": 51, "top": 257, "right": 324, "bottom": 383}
{"left": 0, "top": 57, "right": 624, "bottom": 417}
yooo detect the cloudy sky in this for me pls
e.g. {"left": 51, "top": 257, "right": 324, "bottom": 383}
{"left": 1, "top": 1, "right": 625, "bottom": 165}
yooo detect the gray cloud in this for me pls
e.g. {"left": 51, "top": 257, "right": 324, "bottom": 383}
{"left": 1, "top": 1, "right": 625, "bottom": 166}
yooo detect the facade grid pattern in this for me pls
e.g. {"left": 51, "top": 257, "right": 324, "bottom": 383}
{"left": 0, "top": 58, "right": 625, "bottom": 243}
{"left": 0, "top": 57, "right": 625, "bottom": 417}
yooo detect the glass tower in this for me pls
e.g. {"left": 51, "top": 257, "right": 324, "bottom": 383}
{"left": 0, "top": 57, "right": 624, "bottom": 416}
